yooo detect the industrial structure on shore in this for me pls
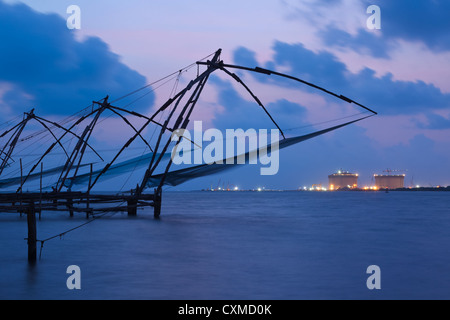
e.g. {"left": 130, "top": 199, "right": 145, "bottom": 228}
{"left": 374, "top": 174, "right": 405, "bottom": 189}
{"left": 328, "top": 170, "right": 359, "bottom": 190}
{"left": 327, "top": 169, "right": 406, "bottom": 191}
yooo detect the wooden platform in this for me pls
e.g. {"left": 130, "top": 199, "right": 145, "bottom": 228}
{"left": 0, "top": 189, "right": 162, "bottom": 263}
{"left": 0, "top": 191, "right": 160, "bottom": 215}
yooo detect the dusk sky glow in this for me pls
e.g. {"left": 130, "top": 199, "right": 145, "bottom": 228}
{"left": 1, "top": 0, "right": 450, "bottom": 190}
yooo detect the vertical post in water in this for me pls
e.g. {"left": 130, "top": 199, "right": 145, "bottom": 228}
{"left": 127, "top": 186, "right": 137, "bottom": 217}
{"left": 27, "top": 203, "right": 37, "bottom": 263}
{"left": 19, "top": 158, "right": 23, "bottom": 217}
{"left": 68, "top": 198, "right": 74, "bottom": 217}
{"left": 87, "top": 163, "right": 92, "bottom": 219}
{"left": 39, "top": 162, "right": 43, "bottom": 220}
{"left": 127, "top": 198, "right": 137, "bottom": 217}
{"left": 153, "top": 187, "right": 162, "bottom": 219}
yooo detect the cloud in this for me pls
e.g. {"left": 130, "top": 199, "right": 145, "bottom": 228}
{"left": 207, "top": 75, "right": 309, "bottom": 132}
{"left": 319, "top": 28, "right": 391, "bottom": 59}
{"left": 282, "top": 0, "right": 366, "bottom": 36}
{"left": 0, "top": 0, "right": 153, "bottom": 117}
{"left": 379, "top": 0, "right": 450, "bottom": 52}
{"left": 237, "top": 42, "right": 450, "bottom": 117}
{"left": 315, "top": 0, "right": 450, "bottom": 59}
{"left": 272, "top": 42, "right": 348, "bottom": 91}
{"left": 416, "top": 114, "right": 450, "bottom": 130}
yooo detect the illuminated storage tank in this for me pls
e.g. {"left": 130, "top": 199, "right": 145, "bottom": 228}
{"left": 328, "top": 171, "right": 358, "bottom": 190}
{"left": 374, "top": 174, "right": 405, "bottom": 189}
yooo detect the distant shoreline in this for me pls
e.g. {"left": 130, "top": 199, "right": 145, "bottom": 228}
{"left": 328, "top": 186, "right": 450, "bottom": 192}
{"left": 198, "top": 186, "right": 450, "bottom": 192}
{"left": 377, "top": 187, "right": 450, "bottom": 192}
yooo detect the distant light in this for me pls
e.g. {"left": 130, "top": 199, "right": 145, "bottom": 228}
{"left": 234, "top": 186, "right": 239, "bottom": 191}
{"left": 257, "top": 187, "right": 262, "bottom": 192}
{"left": 416, "top": 185, "right": 420, "bottom": 188}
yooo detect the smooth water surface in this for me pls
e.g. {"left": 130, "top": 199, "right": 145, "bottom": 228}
{"left": 0, "top": 191, "right": 449, "bottom": 300}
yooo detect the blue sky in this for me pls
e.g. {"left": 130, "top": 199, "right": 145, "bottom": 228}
{"left": 1, "top": 0, "right": 449, "bottom": 190}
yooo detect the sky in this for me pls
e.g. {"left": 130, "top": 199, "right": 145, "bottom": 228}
{"left": 1, "top": 0, "right": 450, "bottom": 191}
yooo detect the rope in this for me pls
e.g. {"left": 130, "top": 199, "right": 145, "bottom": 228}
{"left": 18, "top": 104, "right": 93, "bottom": 143}
{"left": 110, "top": 51, "right": 217, "bottom": 105}
{"left": 117, "top": 70, "right": 185, "bottom": 193}
{"left": 119, "top": 73, "right": 182, "bottom": 110}
{"left": 36, "top": 208, "right": 121, "bottom": 260}
{"left": 283, "top": 111, "right": 371, "bottom": 133}
{"left": 118, "top": 147, "right": 148, "bottom": 193}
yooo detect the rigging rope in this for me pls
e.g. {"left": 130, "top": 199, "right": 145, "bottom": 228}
{"left": 36, "top": 210, "right": 116, "bottom": 260}
{"left": 283, "top": 111, "right": 372, "bottom": 133}
{"left": 110, "top": 51, "right": 217, "bottom": 105}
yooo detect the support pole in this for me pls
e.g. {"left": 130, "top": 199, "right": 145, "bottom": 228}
{"left": 86, "top": 163, "right": 93, "bottom": 219}
{"left": 20, "top": 158, "right": 23, "bottom": 217}
{"left": 153, "top": 187, "right": 162, "bottom": 219}
{"left": 26, "top": 203, "right": 37, "bottom": 263}
{"left": 127, "top": 198, "right": 137, "bottom": 217}
{"left": 67, "top": 198, "right": 74, "bottom": 217}
{"left": 87, "top": 163, "right": 92, "bottom": 210}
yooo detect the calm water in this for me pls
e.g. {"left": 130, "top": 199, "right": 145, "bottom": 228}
{"left": 0, "top": 191, "right": 449, "bottom": 300}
